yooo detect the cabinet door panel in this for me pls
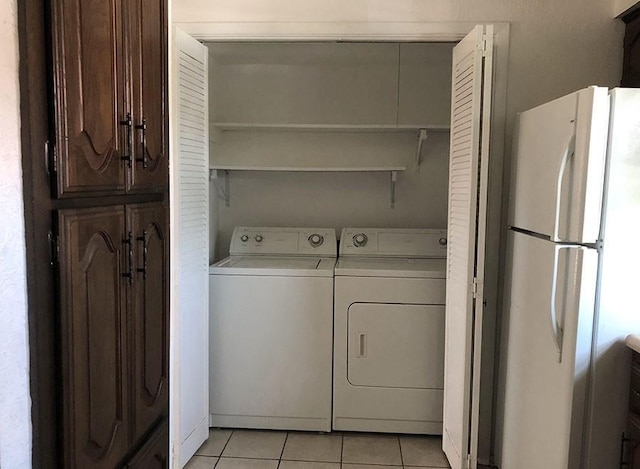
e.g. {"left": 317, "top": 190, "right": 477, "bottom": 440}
{"left": 52, "top": 0, "right": 127, "bottom": 196}
{"left": 58, "top": 206, "right": 129, "bottom": 468}
{"left": 129, "top": 0, "right": 168, "bottom": 193}
{"left": 128, "top": 203, "right": 169, "bottom": 440}
{"left": 126, "top": 420, "right": 168, "bottom": 469}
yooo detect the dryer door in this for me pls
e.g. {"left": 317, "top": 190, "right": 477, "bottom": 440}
{"left": 347, "top": 303, "right": 445, "bottom": 389}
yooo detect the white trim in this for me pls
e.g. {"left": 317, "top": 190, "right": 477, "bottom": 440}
{"left": 173, "top": 21, "right": 506, "bottom": 42}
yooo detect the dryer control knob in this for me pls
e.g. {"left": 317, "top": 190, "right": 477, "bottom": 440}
{"left": 240, "top": 235, "right": 249, "bottom": 242}
{"left": 308, "top": 234, "right": 324, "bottom": 247}
{"left": 255, "top": 235, "right": 264, "bottom": 243}
{"left": 353, "top": 233, "right": 368, "bottom": 247}
{"left": 439, "top": 237, "right": 447, "bottom": 246}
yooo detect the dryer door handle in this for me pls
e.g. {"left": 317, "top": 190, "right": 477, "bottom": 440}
{"left": 357, "top": 332, "right": 367, "bottom": 358}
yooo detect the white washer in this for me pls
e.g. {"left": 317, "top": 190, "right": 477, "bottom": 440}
{"left": 333, "top": 228, "right": 447, "bottom": 434}
{"left": 209, "top": 226, "right": 336, "bottom": 432}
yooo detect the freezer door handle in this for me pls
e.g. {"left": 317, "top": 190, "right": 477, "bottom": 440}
{"left": 552, "top": 134, "right": 576, "bottom": 242}
{"left": 550, "top": 246, "right": 571, "bottom": 363}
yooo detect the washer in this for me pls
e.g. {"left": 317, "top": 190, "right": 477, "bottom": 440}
{"left": 209, "top": 226, "right": 336, "bottom": 432}
{"left": 333, "top": 228, "right": 447, "bottom": 434}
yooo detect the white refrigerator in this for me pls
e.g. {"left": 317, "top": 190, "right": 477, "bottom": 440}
{"left": 500, "top": 87, "right": 640, "bottom": 469}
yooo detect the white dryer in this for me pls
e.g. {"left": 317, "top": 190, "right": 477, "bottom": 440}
{"left": 333, "top": 228, "right": 447, "bottom": 434}
{"left": 209, "top": 226, "right": 337, "bottom": 432}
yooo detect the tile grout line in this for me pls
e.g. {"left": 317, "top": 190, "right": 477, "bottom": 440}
{"left": 276, "top": 431, "right": 289, "bottom": 468}
{"left": 214, "top": 428, "right": 234, "bottom": 467}
{"left": 340, "top": 432, "right": 344, "bottom": 466}
{"left": 397, "top": 435, "right": 404, "bottom": 468}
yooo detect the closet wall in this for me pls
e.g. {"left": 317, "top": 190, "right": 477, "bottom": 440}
{"left": 206, "top": 42, "right": 454, "bottom": 259}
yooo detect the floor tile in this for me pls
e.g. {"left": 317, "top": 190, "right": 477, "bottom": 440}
{"left": 342, "top": 434, "right": 402, "bottom": 466}
{"left": 196, "top": 429, "right": 233, "bottom": 456}
{"left": 184, "top": 455, "right": 218, "bottom": 469}
{"left": 279, "top": 461, "right": 339, "bottom": 469}
{"left": 215, "top": 458, "right": 278, "bottom": 469}
{"left": 282, "top": 432, "right": 342, "bottom": 462}
{"left": 399, "top": 435, "right": 449, "bottom": 467}
{"left": 222, "top": 430, "right": 287, "bottom": 459}
{"left": 341, "top": 464, "right": 401, "bottom": 469}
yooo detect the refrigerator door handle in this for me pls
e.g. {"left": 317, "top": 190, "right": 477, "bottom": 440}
{"left": 552, "top": 134, "right": 576, "bottom": 242}
{"left": 550, "top": 245, "right": 570, "bottom": 363}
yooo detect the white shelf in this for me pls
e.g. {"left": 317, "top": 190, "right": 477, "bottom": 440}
{"left": 211, "top": 122, "right": 450, "bottom": 133}
{"left": 209, "top": 165, "right": 406, "bottom": 172}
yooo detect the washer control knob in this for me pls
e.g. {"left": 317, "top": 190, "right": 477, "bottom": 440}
{"left": 353, "top": 233, "right": 368, "bottom": 247}
{"left": 240, "top": 235, "right": 249, "bottom": 242}
{"left": 308, "top": 234, "right": 324, "bottom": 247}
{"left": 255, "top": 235, "right": 264, "bottom": 243}
{"left": 438, "top": 237, "right": 448, "bottom": 246}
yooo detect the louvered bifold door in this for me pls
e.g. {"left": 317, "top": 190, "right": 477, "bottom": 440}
{"left": 172, "top": 28, "right": 210, "bottom": 468}
{"left": 442, "top": 25, "right": 494, "bottom": 469}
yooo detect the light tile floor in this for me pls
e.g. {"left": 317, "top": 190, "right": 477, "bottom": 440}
{"left": 186, "top": 429, "right": 451, "bottom": 469}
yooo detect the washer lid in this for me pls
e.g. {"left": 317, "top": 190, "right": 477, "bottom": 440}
{"left": 335, "top": 257, "right": 446, "bottom": 278}
{"left": 210, "top": 256, "right": 336, "bottom": 277}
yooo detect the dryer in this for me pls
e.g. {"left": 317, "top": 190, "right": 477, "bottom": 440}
{"left": 333, "top": 228, "right": 447, "bottom": 434}
{"left": 209, "top": 226, "right": 337, "bottom": 432}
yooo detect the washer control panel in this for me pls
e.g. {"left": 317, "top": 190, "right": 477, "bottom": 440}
{"left": 340, "top": 228, "right": 447, "bottom": 258}
{"left": 230, "top": 227, "right": 337, "bottom": 256}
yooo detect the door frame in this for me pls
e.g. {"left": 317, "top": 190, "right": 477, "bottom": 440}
{"left": 168, "top": 21, "right": 510, "bottom": 468}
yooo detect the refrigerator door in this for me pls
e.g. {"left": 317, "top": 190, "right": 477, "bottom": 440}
{"left": 500, "top": 231, "right": 598, "bottom": 469}
{"left": 510, "top": 86, "right": 609, "bottom": 243}
{"left": 585, "top": 88, "right": 640, "bottom": 469}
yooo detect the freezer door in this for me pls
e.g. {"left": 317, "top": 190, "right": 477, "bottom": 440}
{"left": 510, "top": 87, "right": 609, "bottom": 243}
{"left": 499, "top": 231, "right": 597, "bottom": 469}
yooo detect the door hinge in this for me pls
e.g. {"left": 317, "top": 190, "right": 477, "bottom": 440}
{"left": 472, "top": 277, "right": 478, "bottom": 299}
{"left": 478, "top": 34, "right": 489, "bottom": 57}
{"left": 48, "top": 230, "right": 59, "bottom": 267}
{"left": 45, "top": 140, "right": 57, "bottom": 176}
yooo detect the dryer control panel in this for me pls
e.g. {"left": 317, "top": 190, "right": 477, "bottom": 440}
{"left": 339, "top": 228, "right": 447, "bottom": 258}
{"left": 230, "top": 227, "right": 337, "bottom": 257}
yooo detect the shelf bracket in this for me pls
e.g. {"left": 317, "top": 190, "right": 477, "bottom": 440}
{"left": 211, "top": 169, "right": 231, "bottom": 207}
{"left": 390, "top": 170, "right": 397, "bottom": 209}
{"left": 414, "top": 128, "right": 428, "bottom": 171}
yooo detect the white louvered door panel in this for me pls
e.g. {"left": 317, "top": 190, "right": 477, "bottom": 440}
{"left": 172, "top": 28, "right": 209, "bottom": 468}
{"left": 443, "top": 25, "right": 493, "bottom": 469}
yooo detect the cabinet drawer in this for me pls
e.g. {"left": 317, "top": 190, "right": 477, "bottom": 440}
{"left": 126, "top": 420, "right": 168, "bottom": 469}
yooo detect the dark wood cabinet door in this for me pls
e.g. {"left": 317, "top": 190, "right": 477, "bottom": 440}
{"left": 622, "top": 10, "right": 640, "bottom": 88}
{"left": 57, "top": 206, "right": 129, "bottom": 468}
{"left": 126, "top": 421, "right": 168, "bottom": 469}
{"left": 128, "top": 0, "right": 169, "bottom": 193}
{"left": 128, "top": 203, "right": 169, "bottom": 441}
{"left": 52, "top": 0, "right": 127, "bottom": 196}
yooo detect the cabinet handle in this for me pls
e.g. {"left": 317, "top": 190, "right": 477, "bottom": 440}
{"left": 135, "top": 118, "right": 148, "bottom": 169}
{"left": 136, "top": 230, "right": 148, "bottom": 279}
{"left": 120, "top": 113, "right": 133, "bottom": 168}
{"left": 122, "top": 231, "right": 134, "bottom": 285}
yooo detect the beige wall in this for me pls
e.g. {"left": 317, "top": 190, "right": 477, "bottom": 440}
{"left": 174, "top": 0, "right": 624, "bottom": 117}
{"left": 615, "top": 0, "right": 640, "bottom": 16}
{"left": 0, "top": 0, "right": 32, "bottom": 467}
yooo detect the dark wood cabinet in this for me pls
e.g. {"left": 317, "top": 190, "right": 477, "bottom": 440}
{"left": 51, "top": 0, "right": 127, "bottom": 196}
{"left": 625, "top": 350, "right": 640, "bottom": 469}
{"left": 128, "top": 0, "right": 168, "bottom": 193}
{"left": 58, "top": 203, "right": 168, "bottom": 468}
{"left": 21, "top": 0, "right": 169, "bottom": 467}
{"left": 58, "top": 206, "right": 130, "bottom": 469}
{"left": 126, "top": 422, "right": 169, "bottom": 469}
{"left": 128, "top": 203, "right": 169, "bottom": 442}
{"left": 51, "top": 0, "right": 167, "bottom": 197}
{"left": 622, "top": 9, "right": 640, "bottom": 88}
